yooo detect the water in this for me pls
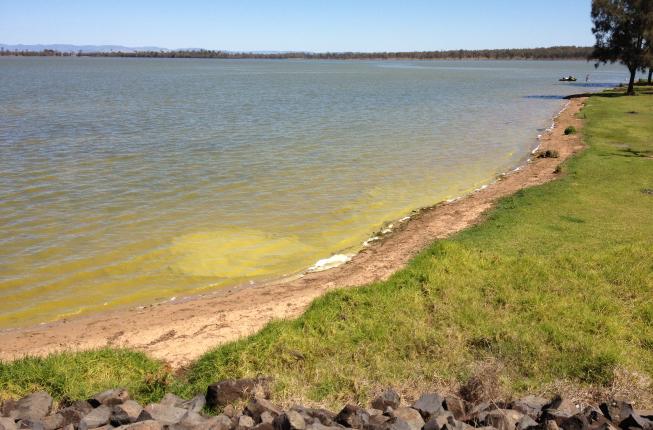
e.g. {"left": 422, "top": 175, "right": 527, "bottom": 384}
{"left": 0, "top": 58, "right": 630, "bottom": 328}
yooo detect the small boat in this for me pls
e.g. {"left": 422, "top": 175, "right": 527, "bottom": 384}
{"left": 559, "top": 76, "right": 577, "bottom": 82}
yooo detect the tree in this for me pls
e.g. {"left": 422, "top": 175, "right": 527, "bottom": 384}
{"left": 591, "top": 0, "right": 653, "bottom": 94}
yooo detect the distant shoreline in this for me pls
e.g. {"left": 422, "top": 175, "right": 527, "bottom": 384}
{"left": 0, "top": 45, "right": 592, "bottom": 60}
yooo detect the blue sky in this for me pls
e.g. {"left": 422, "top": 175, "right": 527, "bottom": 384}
{"left": 0, "top": 1, "right": 595, "bottom": 52}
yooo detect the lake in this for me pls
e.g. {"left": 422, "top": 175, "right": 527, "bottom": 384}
{"left": 0, "top": 58, "right": 630, "bottom": 327}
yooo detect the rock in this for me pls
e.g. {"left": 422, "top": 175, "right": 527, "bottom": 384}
{"left": 546, "top": 420, "right": 560, "bottom": 430}
{"left": 223, "top": 405, "right": 236, "bottom": 418}
{"left": 291, "top": 407, "right": 336, "bottom": 427}
{"left": 618, "top": 412, "right": 653, "bottom": 430}
{"left": 253, "top": 424, "right": 275, "bottom": 430}
{"left": 59, "top": 402, "right": 94, "bottom": 428}
{"left": 41, "top": 414, "right": 64, "bottom": 430}
{"left": 638, "top": 412, "right": 653, "bottom": 421}
{"left": 600, "top": 400, "right": 635, "bottom": 426}
{"left": 543, "top": 400, "right": 578, "bottom": 428}
{"left": 335, "top": 405, "right": 370, "bottom": 429}
{"left": 306, "top": 423, "right": 341, "bottom": 430}
{"left": 88, "top": 389, "right": 130, "bottom": 407}
{"left": 1, "top": 400, "right": 17, "bottom": 418}
{"left": 466, "top": 403, "right": 494, "bottom": 426}
{"left": 372, "top": 390, "right": 401, "bottom": 411}
{"left": 512, "top": 396, "right": 549, "bottom": 420}
{"left": 423, "top": 412, "right": 454, "bottom": 430}
{"left": 517, "top": 415, "right": 539, "bottom": 430}
{"left": 275, "top": 411, "right": 307, "bottom": 430}
{"left": 123, "top": 420, "right": 163, "bottom": 430}
{"left": 547, "top": 397, "right": 579, "bottom": 417}
{"left": 206, "top": 379, "right": 269, "bottom": 409}
{"left": 182, "top": 395, "right": 206, "bottom": 413}
{"left": 246, "top": 398, "right": 282, "bottom": 422}
{"left": 239, "top": 415, "right": 256, "bottom": 429}
{"left": 370, "top": 414, "right": 391, "bottom": 426}
{"left": 383, "top": 417, "right": 413, "bottom": 430}
{"left": 561, "top": 414, "right": 590, "bottom": 430}
{"left": 79, "top": 405, "right": 112, "bottom": 430}
{"left": 442, "top": 420, "right": 473, "bottom": 430}
{"left": 391, "top": 408, "right": 424, "bottom": 430}
{"left": 260, "top": 412, "right": 275, "bottom": 425}
{"left": 412, "top": 394, "right": 445, "bottom": 420}
{"left": 367, "top": 409, "right": 384, "bottom": 417}
{"left": 0, "top": 417, "right": 17, "bottom": 430}
{"left": 484, "top": 409, "right": 522, "bottom": 430}
{"left": 160, "top": 393, "right": 185, "bottom": 407}
{"left": 141, "top": 404, "right": 187, "bottom": 426}
{"left": 214, "top": 414, "right": 235, "bottom": 430}
{"left": 175, "top": 411, "right": 216, "bottom": 430}
{"left": 444, "top": 397, "right": 468, "bottom": 421}
{"left": 12, "top": 392, "right": 53, "bottom": 421}
{"left": 111, "top": 400, "right": 143, "bottom": 426}
{"left": 18, "top": 420, "right": 45, "bottom": 430}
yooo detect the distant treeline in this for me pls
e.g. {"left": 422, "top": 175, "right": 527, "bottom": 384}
{"left": 0, "top": 49, "right": 75, "bottom": 56}
{"left": 1, "top": 46, "right": 593, "bottom": 60}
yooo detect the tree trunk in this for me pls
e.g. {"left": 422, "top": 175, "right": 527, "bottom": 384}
{"left": 648, "top": 68, "right": 652, "bottom": 85}
{"left": 627, "top": 67, "right": 636, "bottom": 95}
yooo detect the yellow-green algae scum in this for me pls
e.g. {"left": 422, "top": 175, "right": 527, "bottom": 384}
{"left": 0, "top": 58, "right": 630, "bottom": 327}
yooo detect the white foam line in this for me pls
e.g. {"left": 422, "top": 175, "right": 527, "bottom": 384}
{"left": 307, "top": 254, "right": 352, "bottom": 272}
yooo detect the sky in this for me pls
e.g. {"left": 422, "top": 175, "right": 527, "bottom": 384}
{"left": 0, "top": 1, "right": 596, "bottom": 52}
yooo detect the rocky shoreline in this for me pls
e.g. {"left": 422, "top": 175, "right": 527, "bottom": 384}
{"left": 2, "top": 378, "right": 652, "bottom": 430}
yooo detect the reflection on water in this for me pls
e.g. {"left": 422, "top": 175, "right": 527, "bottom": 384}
{"left": 0, "top": 58, "right": 631, "bottom": 328}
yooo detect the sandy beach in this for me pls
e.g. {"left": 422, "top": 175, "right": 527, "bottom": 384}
{"left": 0, "top": 97, "right": 587, "bottom": 368}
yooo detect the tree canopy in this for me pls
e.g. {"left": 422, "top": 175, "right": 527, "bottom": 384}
{"left": 591, "top": 0, "right": 653, "bottom": 93}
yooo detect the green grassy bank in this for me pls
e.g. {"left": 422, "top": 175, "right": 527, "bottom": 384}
{"left": 2, "top": 87, "right": 653, "bottom": 408}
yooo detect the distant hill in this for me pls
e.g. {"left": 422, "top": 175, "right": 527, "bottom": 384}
{"left": 0, "top": 44, "right": 168, "bottom": 53}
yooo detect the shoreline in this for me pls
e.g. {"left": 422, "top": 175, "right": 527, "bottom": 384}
{"left": 0, "top": 97, "right": 587, "bottom": 367}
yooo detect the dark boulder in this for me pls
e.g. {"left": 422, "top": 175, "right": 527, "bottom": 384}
{"left": 423, "top": 412, "right": 454, "bottom": 430}
{"left": 512, "top": 396, "right": 549, "bottom": 421}
{"left": 412, "top": 394, "right": 445, "bottom": 420}
{"left": 517, "top": 415, "right": 539, "bottom": 430}
{"left": 560, "top": 414, "right": 590, "bottom": 430}
{"left": 40, "top": 414, "right": 64, "bottom": 430}
{"left": 391, "top": 408, "right": 425, "bottom": 430}
{"left": 79, "top": 405, "right": 112, "bottom": 430}
{"left": 0, "top": 417, "right": 17, "bottom": 430}
{"left": 10, "top": 392, "right": 53, "bottom": 422}
{"left": 484, "top": 409, "right": 523, "bottom": 430}
{"left": 546, "top": 397, "right": 579, "bottom": 417}
{"left": 600, "top": 400, "right": 634, "bottom": 426}
{"left": 110, "top": 400, "right": 143, "bottom": 426}
{"left": 239, "top": 415, "right": 256, "bottom": 429}
{"left": 246, "top": 398, "right": 282, "bottom": 423}
{"left": 123, "top": 420, "right": 163, "bottom": 430}
{"left": 88, "top": 389, "right": 130, "bottom": 407}
{"left": 274, "top": 411, "right": 307, "bottom": 430}
{"left": 206, "top": 379, "right": 269, "bottom": 409}
{"left": 59, "top": 401, "right": 94, "bottom": 428}
{"left": 372, "top": 390, "right": 401, "bottom": 411}
{"left": 336, "top": 405, "right": 370, "bottom": 429}
{"left": 618, "top": 412, "right": 653, "bottom": 430}
{"left": 383, "top": 417, "right": 413, "bottom": 430}
{"left": 139, "top": 404, "right": 186, "bottom": 426}
{"left": 444, "top": 397, "right": 468, "bottom": 421}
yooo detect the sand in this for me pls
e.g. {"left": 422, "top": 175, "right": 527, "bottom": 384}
{"left": 0, "top": 97, "right": 587, "bottom": 367}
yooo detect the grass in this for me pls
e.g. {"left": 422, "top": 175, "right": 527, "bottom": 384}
{"left": 564, "top": 125, "right": 576, "bottom": 135}
{"left": 2, "top": 86, "right": 653, "bottom": 408}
